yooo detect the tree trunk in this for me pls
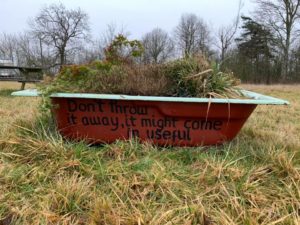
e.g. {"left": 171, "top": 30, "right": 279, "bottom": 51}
{"left": 39, "top": 38, "right": 44, "bottom": 67}
{"left": 221, "top": 46, "right": 225, "bottom": 62}
{"left": 59, "top": 46, "right": 66, "bottom": 71}
{"left": 282, "top": 35, "right": 290, "bottom": 82}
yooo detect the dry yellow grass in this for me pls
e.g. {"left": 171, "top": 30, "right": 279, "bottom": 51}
{"left": 241, "top": 84, "right": 300, "bottom": 148}
{"left": 0, "top": 82, "right": 299, "bottom": 225}
{"left": 0, "top": 82, "right": 39, "bottom": 138}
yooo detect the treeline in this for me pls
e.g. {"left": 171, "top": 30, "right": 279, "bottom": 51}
{"left": 1, "top": 1, "right": 300, "bottom": 83}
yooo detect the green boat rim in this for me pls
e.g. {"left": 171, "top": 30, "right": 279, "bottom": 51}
{"left": 11, "top": 89, "right": 290, "bottom": 105}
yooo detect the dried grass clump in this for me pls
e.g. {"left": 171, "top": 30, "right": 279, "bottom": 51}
{"left": 41, "top": 56, "right": 242, "bottom": 100}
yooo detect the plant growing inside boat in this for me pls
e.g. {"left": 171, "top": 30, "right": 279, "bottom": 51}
{"left": 39, "top": 35, "right": 242, "bottom": 111}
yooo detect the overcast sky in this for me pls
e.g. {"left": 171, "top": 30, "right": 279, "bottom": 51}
{"left": 0, "top": 0, "right": 255, "bottom": 39}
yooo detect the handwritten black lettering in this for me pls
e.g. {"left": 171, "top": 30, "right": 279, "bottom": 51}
{"left": 67, "top": 99, "right": 105, "bottom": 112}
{"left": 184, "top": 120, "right": 223, "bottom": 131}
{"left": 146, "top": 129, "right": 191, "bottom": 141}
{"left": 81, "top": 116, "right": 119, "bottom": 131}
{"left": 67, "top": 113, "right": 77, "bottom": 124}
{"left": 109, "top": 101, "right": 148, "bottom": 115}
{"left": 65, "top": 99, "right": 225, "bottom": 143}
{"left": 213, "top": 121, "right": 222, "bottom": 131}
{"left": 141, "top": 117, "right": 178, "bottom": 129}
{"left": 127, "top": 128, "right": 140, "bottom": 138}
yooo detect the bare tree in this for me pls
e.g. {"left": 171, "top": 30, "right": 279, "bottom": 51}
{"left": 0, "top": 33, "right": 16, "bottom": 62}
{"left": 0, "top": 33, "right": 38, "bottom": 66}
{"left": 0, "top": 32, "right": 58, "bottom": 75}
{"left": 142, "top": 28, "right": 174, "bottom": 64}
{"left": 217, "top": 0, "right": 243, "bottom": 62}
{"left": 254, "top": 0, "right": 300, "bottom": 79}
{"left": 174, "top": 13, "right": 211, "bottom": 57}
{"left": 30, "top": 3, "right": 90, "bottom": 69}
{"left": 71, "top": 39, "right": 102, "bottom": 64}
{"left": 98, "top": 23, "right": 130, "bottom": 59}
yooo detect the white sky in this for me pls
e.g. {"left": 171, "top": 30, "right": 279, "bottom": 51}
{"left": 0, "top": 0, "right": 255, "bottom": 39}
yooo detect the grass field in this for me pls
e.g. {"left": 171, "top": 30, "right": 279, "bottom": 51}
{"left": 0, "top": 82, "right": 299, "bottom": 225}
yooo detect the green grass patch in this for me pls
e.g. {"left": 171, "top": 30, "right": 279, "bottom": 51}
{"left": 0, "top": 89, "right": 16, "bottom": 97}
